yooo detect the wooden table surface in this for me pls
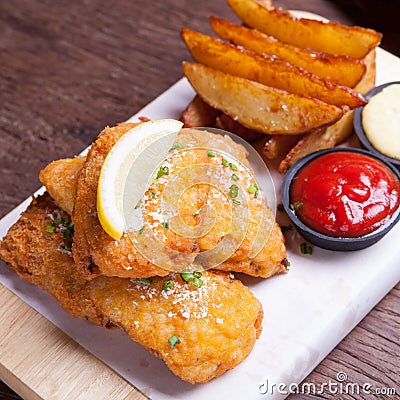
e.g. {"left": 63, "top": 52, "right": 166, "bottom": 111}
{"left": 1, "top": 0, "right": 399, "bottom": 399}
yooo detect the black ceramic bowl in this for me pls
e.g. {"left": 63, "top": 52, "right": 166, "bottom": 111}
{"left": 353, "top": 81, "right": 400, "bottom": 170}
{"left": 282, "top": 148, "right": 400, "bottom": 251}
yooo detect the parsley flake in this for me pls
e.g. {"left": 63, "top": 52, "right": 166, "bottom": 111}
{"left": 248, "top": 184, "right": 259, "bottom": 198}
{"left": 300, "top": 242, "right": 313, "bottom": 255}
{"left": 136, "top": 278, "right": 152, "bottom": 285}
{"left": 162, "top": 280, "right": 175, "bottom": 291}
{"left": 161, "top": 222, "right": 169, "bottom": 229}
{"left": 207, "top": 151, "right": 216, "bottom": 157}
{"left": 168, "top": 334, "right": 181, "bottom": 348}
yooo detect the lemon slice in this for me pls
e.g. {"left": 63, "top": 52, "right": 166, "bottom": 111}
{"left": 97, "top": 119, "right": 183, "bottom": 240}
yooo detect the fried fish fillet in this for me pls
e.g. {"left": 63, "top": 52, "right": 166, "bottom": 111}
{"left": 0, "top": 194, "right": 263, "bottom": 384}
{"left": 41, "top": 123, "right": 286, "bottom": 279}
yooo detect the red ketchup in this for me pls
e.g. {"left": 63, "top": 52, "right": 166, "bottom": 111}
{"left": 290, "top": 152, "right": 400, "bottom": 238}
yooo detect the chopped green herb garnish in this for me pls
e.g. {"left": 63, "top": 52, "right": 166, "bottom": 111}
{"left": 300, "top": 242, "right": 313, "bottom": 255}
{"left": 136, "top": 278, "right": 152, "bottom": 285}
{"left": 280, "top": 225, "right": 293, "bottom": 234}
{"left": 192, "top": 209, "right": 200, "bottom": 217}
{"left": 222, "top": 158, "right": 229, "bottom": 167}
{"left": 229, "top": 184, "right": 239, "bottom": 199}
{"left": 162, "top": 280, "right": 175, "bottom": 291}
{"left": 180, "top": 269, "right": 203, "bottom": 288}
{"left": 45, "top": 225, "right": 55, "bottom": 233}
{"left": 161, "top": 222, "right": 169, "bottom": 229}
{"left": 168, "top": 334, "right": 181, "bottom": 348}
{"left": 139, "top": 226, "right": 145, "bottom": 235}
{"left": 232, "top": 199, "right": 241, "bottom": 205}
{"left": 248, "top": 184, "right": 259, "bottom": 198}
{"left": 229, "top": 162, "right": 238, "bottom": 171}
{"left": 60, "top": 243, "right": 72, "bottom": 251}
{"left": 170, "top": 142, "right": 184, "bottom": 151}
{"left": 148, "top": 191, "right": 156, "bottom": 199}
{"left": 52, "top": 217, "right": 65, "bottom": 226}
{"left": 207, "top": 151, "right": 216, "bottom": 157}
{"left": 277, "top": 204, "right": 284, "bottom": 212}
{"left": 157, "top": 166, "right": 170, "bottom": 179}
{"left": 232, "top": 173, "right": 239, "bottom": 181}
{"left": 192, "top": 277, "right": 203, "bottom": 288}
{"left": 153, "top": 178, "right": 159, "bottom": 187}
{"left": 289, "top": 201, "right": 303, "bottom": 211}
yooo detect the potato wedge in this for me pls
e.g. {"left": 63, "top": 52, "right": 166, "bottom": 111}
{"left": 278, "top": 111, "right": 354, "bottom": 172}
{"left": 354, "top": 49, "right": 376, "bottom": 95}
{"left": 277, "top": 48, "right": 377, "bottom": 172}
{"left": 182, "top": 62, "right": 343, "bottom": 135}
{"left": 254, "top": 134, "right": 303, "bottom": 160}
{"left": 214, "top": 113, "right": 265, "bottom": 142}
{"left": 181, "top": 28, "right": 366, "bottom": 109}
{"left": 180, "top": 95, "right": 221, "bottom": 127}
{"left": 210, "top": 16, "right": 366, "bottom": 88}
{"left": 227, "top": 0, "right": 382, "bottom": 58}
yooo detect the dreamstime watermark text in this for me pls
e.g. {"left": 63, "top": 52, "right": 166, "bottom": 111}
{"left": 258, "top": 371, "right": 397, "bottom": 396}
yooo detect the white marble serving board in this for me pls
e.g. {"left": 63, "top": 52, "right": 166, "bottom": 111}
{"left": 0, "top": 46, "right": 399, "bottom": 400}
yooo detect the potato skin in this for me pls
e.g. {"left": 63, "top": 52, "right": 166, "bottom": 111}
{"left": 183, "top": 62, "right": 343, "bottom": 135}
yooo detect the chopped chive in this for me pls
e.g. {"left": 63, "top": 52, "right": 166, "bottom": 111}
{"left": 136, "top": 278, "right": 152, "bottom": 285}
{"left": 192, "top": 277, "right": 203, "bottom": 288}
{"left": 139, "top": 226, "right": 145, "bottom": 235}
{"left": 45, "top": 225, "right": 55, "bottom": 233}
{"left": 289, "top": 201, "right": 303, "bottom": 211}
{"left": 161, "top": 222, "right": 169, "bottom": 229}
{"left": 192, "top": 209, "right": 200, "bottom": 217}
{"left": 207, "top": 151, "right": 216, "bottom": 157}
{"left": 168, "top": 334, "right": 181, "bottom": 348}
{"left": 170, "top": 142, "right": 184, "bottom": 151}
{"left": 232, "top": 173, "right": 239, "bottom": 181}
{"left": 157, "top": 166, "right": 170, "bottom": 179}
{"left": 280, "top": 225, "right": 293, "bottom": 234}
{"left": 60, "top": 243, "right": 72, "bottom": 251}
{"left": 180, "top": 270, "right": 203, "bottom": 288}
{"left": 232, "top": 199, "right": 241, "bottom": 205}
{"left": 248, "top": 184, "right": 259, "bottom": 198}
{"left": 222, "top": 158, "right": 229, "bottom": 167}
{"left": 162, "top": 280, "right": 175, "bottom": 291}
{"left": 229, "top": 184, "right": 239, "bottom": 199}
{"left": 277, "top": 204, "right": 284, "bottom": 212}
{"left": 229, "top": 162, "right": 238, "bottom": 171}
{"left": 52, "top": 217, "right": 65, "bottom": 226}
{"left": 148, "top": 191, "right": 156, "bottom": 199}
{"left": 300, "top": 242, "right": 313, "bottom": 255}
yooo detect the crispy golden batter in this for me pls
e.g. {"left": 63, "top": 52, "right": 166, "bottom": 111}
{"left": 0, "top": 194, "right": 263, "bottom": 384}
{"left": 42, "top": 123, "right": 286, "bottom": 279}
{"left": 39, "top": 156, "right": 85, "bottom": 215}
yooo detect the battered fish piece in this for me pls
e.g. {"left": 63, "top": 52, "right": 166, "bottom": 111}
{"left": 39, "top": 156, "right": 85, "bottom": 215}
{"left": 43, "top": 123, "right": 286, "bottom": 279}
{"left": 0, "top": 194, "right": 263, "bottom": 384}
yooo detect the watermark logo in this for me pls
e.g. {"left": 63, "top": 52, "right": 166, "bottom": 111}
{"left": 258, "top": 371, "right": 397, "bottom": 396}
{"left": 122, "top": 128, "right": 276, "bottom": 272}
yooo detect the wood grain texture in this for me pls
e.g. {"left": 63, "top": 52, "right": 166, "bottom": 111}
{"left": 0, "top": 0, "right": 399, "bottom": 399}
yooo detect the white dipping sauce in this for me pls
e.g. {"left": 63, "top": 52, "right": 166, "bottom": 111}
{"left": 362, "top": 83, "right": 400, "bottom": 159}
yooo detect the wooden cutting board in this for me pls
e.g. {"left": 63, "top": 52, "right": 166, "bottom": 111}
{"left": 0, "top": 284, "right": 146, "bottom": 400}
